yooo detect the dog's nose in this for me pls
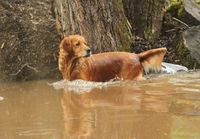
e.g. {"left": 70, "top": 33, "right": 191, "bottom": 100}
{"left": 87, "top": 49, "right": 91, "bottom": 54}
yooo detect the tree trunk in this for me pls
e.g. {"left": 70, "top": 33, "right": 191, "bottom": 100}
{"left": 123, "top": 0, "right": 166, "bottom": 40}
{"left": 52, "top": 0, "right": 132, "bottom": 52}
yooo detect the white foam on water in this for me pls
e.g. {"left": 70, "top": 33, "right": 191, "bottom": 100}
{"left": 50, "top": 79, "right": 120, "bottom": 93}
{"left": 161, "top": 62, "right": 188, "bottom": 74}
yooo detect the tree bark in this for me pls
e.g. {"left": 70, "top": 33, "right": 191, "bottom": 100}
{"left": 53, "top": 0, "right": 132, "bottom": 52}
{"left": 123, "top": 0, "right": 166, "bottom": 40}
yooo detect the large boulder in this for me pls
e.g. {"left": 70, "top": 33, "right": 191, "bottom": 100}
{"left": 0, "top": 0, "right": 60, "bottom": 81}
{"left": 172, "top": 25, "right": 200, "bottom": 69}
{"left": 183, "top": 25, "right": 200, "bottom": 66}
{"left": 182, "top": 0, "right": 200, "bottom": 22}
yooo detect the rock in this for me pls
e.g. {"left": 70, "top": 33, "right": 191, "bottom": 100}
{"left": 182, "top": 0, "right": 200, "bottom": 22}
{"left": 183, "top": 25, "right": 200, "bottom": 65}
{"left": 0, "top": 0, "right": 61, "bottom": 81}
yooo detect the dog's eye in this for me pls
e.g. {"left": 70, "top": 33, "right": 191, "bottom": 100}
{"left": 84, "top": 42, "right": 88, "bottom": 46}
{"left": 75, "top": 42, "right": 80, "bottom": 47}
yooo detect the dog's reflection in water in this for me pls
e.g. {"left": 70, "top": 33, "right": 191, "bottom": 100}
{"left": 61, "top": 83, "right": 171, "bottom": 139}
{"left": 61, "top": 91, "right": 95, "bottom": 137}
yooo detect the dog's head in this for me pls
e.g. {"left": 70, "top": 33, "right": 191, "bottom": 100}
{"left": 60, "top": 35, "right": 91, "bottom": 58}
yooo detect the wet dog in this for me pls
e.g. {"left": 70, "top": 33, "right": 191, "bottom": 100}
{"left": 58, "top": 35, "right": 167, "bottom": 82}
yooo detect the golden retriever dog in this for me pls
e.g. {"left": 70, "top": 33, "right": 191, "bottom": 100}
{"left": 58, "top": 35, "right": 166, "bottom": 82}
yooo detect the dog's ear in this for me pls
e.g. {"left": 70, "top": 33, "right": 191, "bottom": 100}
{"left": 60, "top": 37, "right": 72, "bottom": 53}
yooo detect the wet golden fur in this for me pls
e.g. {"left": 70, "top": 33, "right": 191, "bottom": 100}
{"left": 59, "top": 35, "right": 167, "bottom": 82}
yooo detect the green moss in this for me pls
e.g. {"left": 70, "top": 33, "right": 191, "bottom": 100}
{"left": 116, "top": 19, "right": 132, "bottom": 51}
{"left": 177, "top": 37, "right": 190, "bottom": 67}
{"left": 113, "top": 0, "right": 132, "bottom": 51}
{"left": 113, "top": 0, "right": 124, "bottom": 12}
{"left": 158, "top": 0, "right": 166, "bottom": 4}
{"left": 167, "top": 0, "right": 184, "bottom": 18}
{"left": 144, "top": 28, "right": 154, "bottom": 40}
{"left": 134, "top": 16, "right": 147, "bottom": 31}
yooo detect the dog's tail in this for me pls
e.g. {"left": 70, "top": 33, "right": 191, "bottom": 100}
{"left": 138, "top": 48, "right": 167, "bottom": 73}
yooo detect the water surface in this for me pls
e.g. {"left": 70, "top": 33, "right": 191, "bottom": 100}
{"left": 0, "top": 71, "right": 200, "bottom": 139}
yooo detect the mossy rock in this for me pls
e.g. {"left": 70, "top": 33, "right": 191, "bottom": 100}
{"left": 182, "top": 26, "right": 200, "bottom": 68}
{"left": 176, "top": 37, "right": 199, "bottom": 69}
{"left": 176, "top": 26, "right": 200, "bottom": 69}
{"left": 167, "top": 0, "right": 200, "bottom": 26}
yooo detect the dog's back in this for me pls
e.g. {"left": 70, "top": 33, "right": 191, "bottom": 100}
{"left": 86, "top": 52, "right": 142, "bottom": 81}
{"left": 84, "top": 48, "right": 166, "bottom": 81}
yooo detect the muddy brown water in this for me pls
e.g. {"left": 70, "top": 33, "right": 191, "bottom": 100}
{"left": 0, "top": 71, "right": 200, "bottom": 139}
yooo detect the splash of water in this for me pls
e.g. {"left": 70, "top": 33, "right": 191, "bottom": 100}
{"left": 50, "top": 79, "right": 120, "bottom": 93}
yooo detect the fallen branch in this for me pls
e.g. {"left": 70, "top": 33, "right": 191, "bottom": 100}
{"left": 172, "top": 17, "right": 190, "bottom": 28}
{"left": 9, "top": 63, "right": 39, "bottom": 76}
{"left": 165, "top": 28, "right": 180, "bottom": 33}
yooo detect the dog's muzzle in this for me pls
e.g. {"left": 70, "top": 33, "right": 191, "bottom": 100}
{"left": 85, "top": 49, "right": 91, "bottom": 57}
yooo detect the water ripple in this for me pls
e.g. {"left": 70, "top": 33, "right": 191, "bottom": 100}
{"left": 18, "top": 128, "right": 56, "bottom": 136}
{"left": 0, "top": 96, "right": 4, "bottom": 101}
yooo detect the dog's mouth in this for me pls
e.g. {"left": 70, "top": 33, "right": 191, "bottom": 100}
{"left": 76, "top": 50, "right": 92, "bottom": 58}
{"left": 84, "top": 52, "right": 91, "bottom": 57}
{"left": 83, "top": 50, "right": 92, "bottom": 57}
